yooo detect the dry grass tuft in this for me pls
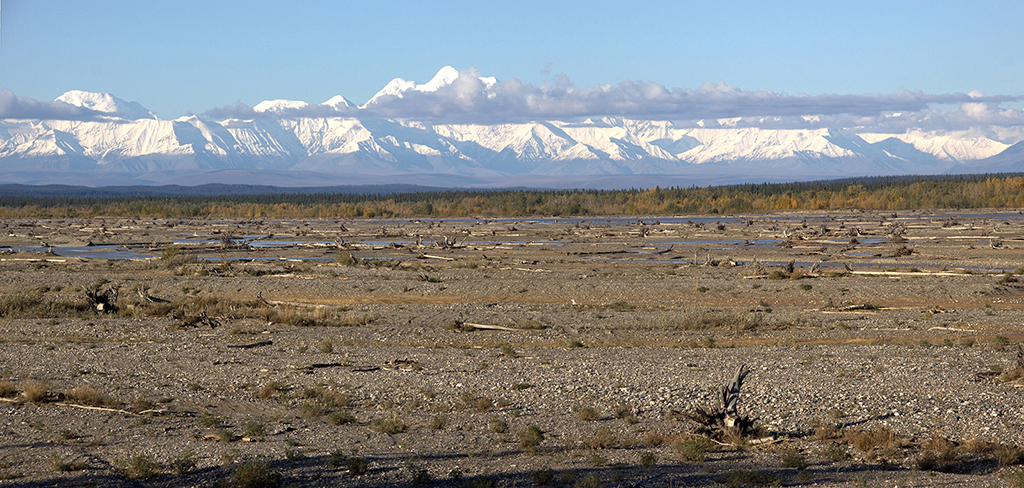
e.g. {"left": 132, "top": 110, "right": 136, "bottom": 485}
{"left": 256, "top": 380, "right": 287, "bottom": 400}
{"left": 0, "top": 290, "right": 90, "bottom": 319}
{"left": 126, "top": 454, "right": 161, "bottom": 480}
{"left": 328, "top": 410, "right": 357, "bottom": 426}
{"left": 572, "top": 405, "right": 599, "bottom": 421}
{"left": 0, "top": 380, "right": 18, "bottom": 398}
{"left": 457, "top": 391, "right": 493, "bottom": 412}
{"left": 643, "top": 431, "right": 669, "bottom": 447}
{"left": 227, "top": 458, "right": 281, "bottom": 487}
{"left": 371, "top": 417, "right": 407, "bottom": 435}
{"left": 21, "top": 380, "right": 49, "bottom": 403}
{"left": 963, "top": 438, "right": 1024, "bottom": 467}
{"left": 66, "top": 384, "right": 120, "bottom": 409}
{"left": 844, "top": 428, "right": 907, "bottom": 454}
{"left": 916, "top": 436, "right": 960, "bottom": 471}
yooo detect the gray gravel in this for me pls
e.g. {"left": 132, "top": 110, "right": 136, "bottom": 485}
{"left": 1, "top": 214, "right": 1024, "bottom": 487}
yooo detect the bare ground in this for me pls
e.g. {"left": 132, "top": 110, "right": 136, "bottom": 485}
{"left": 1, "top": 211, "right": 1023, "bottom": 487}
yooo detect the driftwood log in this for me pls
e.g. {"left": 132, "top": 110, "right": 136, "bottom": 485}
{"left": 137, "top": 287, "right": 169, "bottom": 303}
{"left": 675, "top": 364, "right": 757, "bottom": 440}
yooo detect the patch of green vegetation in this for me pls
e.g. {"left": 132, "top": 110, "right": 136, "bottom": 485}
{"left": 531, "top": 469, "right": 555, "bottom": 486}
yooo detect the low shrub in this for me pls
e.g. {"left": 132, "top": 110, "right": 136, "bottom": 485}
{"left": 585, "top": 426, "right": 617, "bottom": 450}
{"left": 572, "top": 405, "right": 599, "bottom": 421}
{"left": 779, "top": 447, "right": 809, "bottom": 469}
{"left": 127, "top": 454, "right": 161, "bottom": 480}
{"left": 169, "top": 450, "right": 196, "bottom": 475}
{"left": 0, "top": 380, "right": 17, "bottom": 398}
{"left": 518, "top": 425, "right": 544, "bottom": 451}
{"left": 346, "top": 457, "right": 368, "bottom": 475}
{"left": 643, "top": 431, "right": 668, "bottom": 447}
{"left": 197, "top": 412, "right": 222, "bottom": 428}
{"left": 226, "top": 458, "right": 280, "bottom": 488}
{"left": 326, "top": 451, "right": 346, "bottom": 469}
{"left": 675, "top": 436, "right": 715, "bottom": 462}
{"left": 641, "top": 452, "right": 658, "bottom": 468}
{"left": 821, "top": 443, "right": 851, "bottom": 462}
{"left": 243, "top": 421, "right": 266, "bottom": 439}
{"left": 488, "top": 416, "right": 508, "bottom": 434}
{"left": 531, "top": 469, "right": 555, "bottom": 486}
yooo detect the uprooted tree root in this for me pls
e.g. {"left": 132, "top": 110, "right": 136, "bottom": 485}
{"left": 1000, "top": 344, "right": 1024, "bottom": 383}
{"left": 975, "top": 344, "right": 1024, "bottom": 384}
{"left": 674, "top": 364, "right": 759, "bottom": 442}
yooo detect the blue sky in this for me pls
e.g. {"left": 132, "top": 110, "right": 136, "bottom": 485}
{"left": 1, "top": 0, "right": 1022, "bottom": 120}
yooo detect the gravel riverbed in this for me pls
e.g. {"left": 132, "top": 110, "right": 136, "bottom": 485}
{"left": 1, "top": 214, "right": 1023, "bottom": 487}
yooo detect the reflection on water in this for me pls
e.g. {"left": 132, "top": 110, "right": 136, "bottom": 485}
{"left": 1, "top": 245, "right": 158, "bottom": 260}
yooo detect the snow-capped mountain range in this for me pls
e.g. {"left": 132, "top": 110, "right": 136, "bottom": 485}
{"left": 2, "top": 67, "right": 1023, "bottom": 187}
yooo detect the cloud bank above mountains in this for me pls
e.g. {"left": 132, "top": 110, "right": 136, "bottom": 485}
{"left": 352, "top": 68, "right": 1021, "bottom": 128}
{"left": 3, "top": 68, "right": 1022, "bottom": 133}
{"left": 0, "top": 90, "right": 108, "bottom": 121}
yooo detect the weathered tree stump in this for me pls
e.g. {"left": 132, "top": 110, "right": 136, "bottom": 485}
{"left": 676, "top": 364, "right": 757, "bottom": 441}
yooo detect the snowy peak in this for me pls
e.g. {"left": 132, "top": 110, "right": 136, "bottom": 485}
{"left": 55, "top": 90, "right": 156, "bottom": 120}
{"left": 253, "top": 99, "right": 311, "bottom": 114}
{"left": 858, "top": 130, "right": 1009, "bottom": 162}
{"left": 361, "top": 66, "right": 497, "bottom": 108}
{"left": 252, "top": 97, "right": 355, "bottom": 117}
{"left": 422, "top": 66, "right": 460, "bottom": 92}
{"left": 323, "top": 95, "right": 354, "bottom": 109}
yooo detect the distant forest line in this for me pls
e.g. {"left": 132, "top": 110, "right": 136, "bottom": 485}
{"left": 1, "top": 174, "right": 1023, "bottom": 219}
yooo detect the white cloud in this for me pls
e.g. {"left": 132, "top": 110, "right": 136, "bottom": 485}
{"left": 203, "top": 100, "right": 356, "bottom": 119}
{"left": 0, "top": 90, "right": 107, "bottom": 120}
{"left": 5, "top": 70, "right": 1022, "bottom": 133}
{"left": 352, "top": 69, "right": 1021, "bottom": 126}
{"left": 342, "top": 69, "right": 1023, "bottom": 133}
